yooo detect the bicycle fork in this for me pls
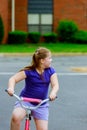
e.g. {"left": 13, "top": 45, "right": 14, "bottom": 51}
{"left": 25, "top": 112, "right": 31, "bottom": 130}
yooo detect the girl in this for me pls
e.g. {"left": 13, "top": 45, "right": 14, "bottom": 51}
{"left": 7, "top": 47, "right": 59, "bottom": 130}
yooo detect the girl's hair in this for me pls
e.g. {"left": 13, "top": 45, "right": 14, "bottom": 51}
{"left": 20, "top": 47, "right": 51, "bottom": 71}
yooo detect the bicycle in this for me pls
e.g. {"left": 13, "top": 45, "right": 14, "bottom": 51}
{"left": 5, "top": 89, "right": 50, "bottom": 130}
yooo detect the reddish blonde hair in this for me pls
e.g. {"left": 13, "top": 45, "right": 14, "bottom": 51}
{"left": 21, "top": 47, "right": 51, "bottom": 71}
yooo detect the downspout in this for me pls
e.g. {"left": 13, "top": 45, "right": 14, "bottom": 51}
{"left": 12, "top": 0, "right": 15, "bottom": 31}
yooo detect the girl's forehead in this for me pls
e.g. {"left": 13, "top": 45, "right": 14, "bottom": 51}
{"left": 46, "top": 52, "right": 52, "bottom": 58}
{"left": 48, "top": 52, "right": 51, "bottom": 56}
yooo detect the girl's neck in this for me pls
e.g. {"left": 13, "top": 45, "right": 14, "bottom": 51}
{"left": 36, "top": 68, "right": 44, "bottom": 75}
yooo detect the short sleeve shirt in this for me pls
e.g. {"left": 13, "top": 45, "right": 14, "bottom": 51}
{"left": 20, "top": 67, "right": 55, "bottom": 100}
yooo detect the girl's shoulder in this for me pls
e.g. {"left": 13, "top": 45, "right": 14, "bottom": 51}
{"left": 24, "top": 69, "right": 35, "bottom": 76}
{"left": 45, "top": 67, "right": 56, "bottom": 75}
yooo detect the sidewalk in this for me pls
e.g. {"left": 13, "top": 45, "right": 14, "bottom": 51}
{"left": 1, "top": 52, "right": 87, "bottom": 57}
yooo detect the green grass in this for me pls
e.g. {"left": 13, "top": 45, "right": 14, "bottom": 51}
{"left": 0, "top": 42, "right": 87, "bottom": 54}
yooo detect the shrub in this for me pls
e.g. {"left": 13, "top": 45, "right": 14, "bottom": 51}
{"left": 73, "top": 30, "right": 87, "bottom": 44}
{"left": 0, "top": 16, "right": 4, "bottom": 44}
{"left": 57, "top": 20, "right": 78, "bottom": 42}
{"left": 28, "top": 32, "right": 41, "bottom": 43}
{"left": 8, "top": 31, "right": 27, "bottom": 44}
{"left": 43, "top": 32, "right": 57, "bottom": 43}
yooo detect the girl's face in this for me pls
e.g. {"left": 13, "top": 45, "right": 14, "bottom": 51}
{"left": 42, "top": 53, "right": 52, "bottom": 68}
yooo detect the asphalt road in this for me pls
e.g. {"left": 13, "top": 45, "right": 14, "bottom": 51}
{"left": 1, "top": 55, "right": 87, "bottom": 130}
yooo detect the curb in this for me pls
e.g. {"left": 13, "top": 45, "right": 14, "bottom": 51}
{"left": 1, "top": 52, "right": 87, "bottom": 57}
{"left": 0, "top": 53, "right": 33, "bottom": 57}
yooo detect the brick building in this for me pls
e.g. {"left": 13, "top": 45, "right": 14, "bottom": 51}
{"left": 0, "top": 0, "right": 87, "bottom": 43}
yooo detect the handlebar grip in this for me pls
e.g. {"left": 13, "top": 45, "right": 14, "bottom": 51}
{"left": 5, "top": 89, "right": 8, "bottom": 92}
{"left": 5, "top": 89, "right": 14, "bottom": 96}
{"left": 49, "top": 96, "right": 57, "bottom": 101}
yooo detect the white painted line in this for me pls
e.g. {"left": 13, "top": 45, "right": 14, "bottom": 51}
{"left": 0, "top": 72, "right": 87, "bottom": 76}
{"left": 57, "top": 73, "right": 87, "bottom": 76}
{"left": 0, "top": 72, "right": 15, "bottom": 75}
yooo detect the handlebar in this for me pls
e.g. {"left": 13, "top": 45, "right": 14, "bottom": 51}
{"left": 5, "top": 89, "right": 50, "bottom": 110}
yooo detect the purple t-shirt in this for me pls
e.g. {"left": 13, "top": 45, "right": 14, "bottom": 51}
{"left": 20, "top": 67, "right": 55, "bottom": 100}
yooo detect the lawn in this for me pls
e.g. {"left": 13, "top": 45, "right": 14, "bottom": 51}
{"left": 0, "top": 42, "right": 87, "bottom": 54}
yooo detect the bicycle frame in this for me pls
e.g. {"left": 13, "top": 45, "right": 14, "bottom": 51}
{"left": 5, "top": 90, "right": 50, "bottom": 130}
{"left": 25, "top": 112, "right": 31, "bottom": 130}
{"left": 24, "top": 105, "right": 32, "bottom": 130}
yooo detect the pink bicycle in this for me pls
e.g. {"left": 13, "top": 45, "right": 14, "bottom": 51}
{"left": 5, "top": 90, "right": 50, "bottom": 130}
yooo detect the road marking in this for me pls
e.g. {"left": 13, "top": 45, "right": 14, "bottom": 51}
{"left": 71, "top": 67, "right": 87, "bottom": 72}
{"left": 1, "top": 72, "right": 87, "bottom": 76}
{"left": 0, "top": 72, "right": 15, "bottom": 75}
{"left": 58, "top": 72, "right": 87, "bottom": 76}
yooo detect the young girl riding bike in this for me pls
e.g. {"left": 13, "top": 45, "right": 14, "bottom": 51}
{"left": 7, "top": 47, "right": 59, "bottom": 130}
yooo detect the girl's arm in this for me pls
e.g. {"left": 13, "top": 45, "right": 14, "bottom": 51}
{"left": 49, "top": 73, "right": 59, "bottom": 100}
{"left": 7, "top": 71, "right": 26, "bottom": 96}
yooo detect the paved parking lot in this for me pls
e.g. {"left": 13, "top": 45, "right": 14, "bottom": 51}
{"left": 1, "top": 55, "right": 87, "bottom": 130}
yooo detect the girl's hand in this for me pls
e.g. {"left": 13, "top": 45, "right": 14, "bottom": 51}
{"left": 7, "top": 88, "right": 14, "bottom": 96}
{"left": 49, "top": 91, "right": 57, "bottom": 101}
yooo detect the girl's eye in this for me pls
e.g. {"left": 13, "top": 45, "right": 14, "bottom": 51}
{"left": 49, "top": 58, "right": 52, "bottom": 61}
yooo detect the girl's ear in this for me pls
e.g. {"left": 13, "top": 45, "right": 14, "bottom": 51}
{"left": 40, "top": 59, "right": 44, "bottom": 64}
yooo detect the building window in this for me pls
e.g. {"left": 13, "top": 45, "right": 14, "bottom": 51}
{"left": 28, "top": 14, "right": 39, "bottom": 24}
{"left": 28, "top": 0, "right": 53, "bottom": 34}
{"left": 41, "top": 14, "right": 52, "bottom": 24}
{"left": 28, "top": 14, "right": 53, "bottom": 34}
